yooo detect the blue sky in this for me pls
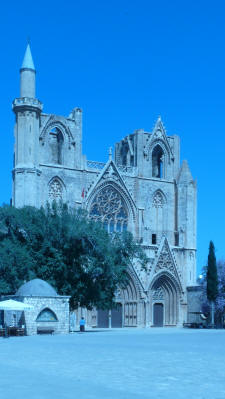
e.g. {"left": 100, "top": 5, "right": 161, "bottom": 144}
{"left": 1, "top": 0, "right": 225, "bottom": 274}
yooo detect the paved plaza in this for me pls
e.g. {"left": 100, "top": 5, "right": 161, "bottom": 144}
{"left": 0, "top": 328, "right": 225, "bottom": 399}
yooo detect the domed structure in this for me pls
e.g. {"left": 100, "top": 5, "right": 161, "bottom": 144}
{"left": 16, "top": 279, "right": 58, "bottom": 297}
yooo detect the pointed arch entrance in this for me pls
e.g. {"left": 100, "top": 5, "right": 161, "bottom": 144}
{"left": 97, "top": 271, "right": 140, "bottom": 328}
{"left": 120, "top": 273, "right": 139, "bottom": 327}
{"left": 150, "top": 272, "right": 180, "bottom": 326}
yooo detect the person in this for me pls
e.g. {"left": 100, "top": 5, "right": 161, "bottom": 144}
{"left": 79, "top": 316, "right": 85, "bottom": 332}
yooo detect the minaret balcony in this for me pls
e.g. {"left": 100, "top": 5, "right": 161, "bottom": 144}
{"left": 12, "top": 97, "right": 43, "bottom": 113}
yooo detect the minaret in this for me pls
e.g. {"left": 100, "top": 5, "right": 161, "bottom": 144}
{"left": 12, "top": 44, "right": 43, "bottom": 207}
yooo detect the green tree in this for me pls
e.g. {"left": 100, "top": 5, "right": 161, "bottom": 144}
{"left": 207, "top": 241, "right": 218, "bottom": 326}
{"left": 0, "top": 203, "right": 148, "bottom": 309}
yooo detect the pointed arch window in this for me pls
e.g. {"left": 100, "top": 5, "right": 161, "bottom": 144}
{"left": 89, "top": 186, "right": 128, "bottom": 233}
{"left": 151, "top": 191, "right": 166, "bottom": 242}
{"left": 49, "top": 127, "right": 64, "bottom": 165}
{"left": 36, "top": 308, "right": 58, "bottom": 322}
{"left": 120, "top": 142, "right": 129, "bottom": 166}
{"left": 49, "top": 178, "right": 63, "bottom": 201}
{"left": 152, "top": 145, "right": 164, "bottom": 178}
{"left": 152, "top": 191, "right": 165, "bottom": 208}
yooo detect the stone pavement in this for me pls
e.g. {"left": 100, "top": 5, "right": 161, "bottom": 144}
{"left": 0, "top": 328, "right": 225, "bottom": 399}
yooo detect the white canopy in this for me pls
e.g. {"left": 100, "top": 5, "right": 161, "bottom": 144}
{"left": 0, "top": 299, "right": 34, "bottom": 311}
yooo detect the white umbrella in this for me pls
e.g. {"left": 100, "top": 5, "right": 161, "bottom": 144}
{"left": 0, "top": 299, "right": 34, "bottom": 311}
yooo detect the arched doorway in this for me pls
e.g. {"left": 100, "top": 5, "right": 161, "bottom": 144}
{"left": 97, "top": 272, "right": 140, "bottom": 328}
{"left": 151, "top": 273, "right": 180, "bottom": 326}
{"left": 120, "top": 273, "right": 139, "bottom": 327}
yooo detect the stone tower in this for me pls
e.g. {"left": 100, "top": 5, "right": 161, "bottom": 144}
{"left": 12, "top": 44, "right": 43, "bottom": 207}
{"left": 12, "top": 45, "right": 197, "bottom": 327}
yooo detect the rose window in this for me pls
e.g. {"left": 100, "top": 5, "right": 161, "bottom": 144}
{"left": 90, "top": 186, "right": 128, "bottom": 233}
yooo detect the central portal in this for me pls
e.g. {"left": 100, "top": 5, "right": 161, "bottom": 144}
{"left": 153, "top": 303, "right": 164, "bottom": 326}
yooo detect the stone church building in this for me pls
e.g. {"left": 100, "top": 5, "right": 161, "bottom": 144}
{"left": 12, "top": 44, "right": 197, "bottom": 328}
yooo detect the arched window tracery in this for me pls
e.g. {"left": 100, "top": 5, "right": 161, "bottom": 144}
{"left": 152, "top": 144, "right": 164, "bottom": 178}
{"left": 151, "top": 191, "right": 166, "bottom": 243}
{"left": 36, "top": 308, "right": 58, "bottom": 322}
{"left": 152, "top": 286, "right": 164, "bottom": 300}
{"left": 89, "top": 186, "right": 128, "bottom": 233}
{"left": 49, "top": 178, "right": 63, "bottom": 201}
{"left": 49, "top": 127, "right": 64, "bottom": 165}
{"left": 152, "top": 191, "right": 165, "bottom": 208}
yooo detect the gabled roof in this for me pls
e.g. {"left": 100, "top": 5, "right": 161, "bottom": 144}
{"left": 148, "top": 116, "right": 174, "bottom": 159}
{"left": 85, "top": 158, "right": 137, "bottom": 219}
{"left": 148, "top": 236, "right": 183, "bottom": 292}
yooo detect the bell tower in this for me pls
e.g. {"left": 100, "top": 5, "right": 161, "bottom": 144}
{"left": 12, "top": 44, "right": 43, "bottom": 207}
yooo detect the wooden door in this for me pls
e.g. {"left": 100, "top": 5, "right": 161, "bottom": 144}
{"left": 97, "top": 309, "right": 109, "bottom": 328}
{"left": 153, "top": 303, "right": 164, "bottom": 326}
{"left": 111, "top": 304, "right": 122, "bottom": 327}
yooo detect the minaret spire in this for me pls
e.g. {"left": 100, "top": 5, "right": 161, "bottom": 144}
{"left": 20, "top": 43, "right": 36, "bottom": 98}
{"left": 21, "top": 43, "right": 35, "bottom": 71}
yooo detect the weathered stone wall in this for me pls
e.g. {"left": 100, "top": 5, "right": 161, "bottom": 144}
{"left": 12, "top": 48, "right": 197, "bottom": 327}
{"left": 187, "top": 286, "right": 204, "bottom": 323}
{"left": 14, "top": 295, "right": 70, "bottom": 335}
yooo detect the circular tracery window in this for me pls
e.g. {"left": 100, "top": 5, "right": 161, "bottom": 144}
{"left": 89, "top": 186, "right": 128, "bottom": 233}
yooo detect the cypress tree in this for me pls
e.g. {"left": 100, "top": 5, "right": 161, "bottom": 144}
{"left": 206, "top": 241, "right": 218, "bottom": 326}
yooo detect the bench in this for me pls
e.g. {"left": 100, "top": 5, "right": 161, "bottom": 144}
{"left": 15, "top": 328, "right": 25, "bottom": 336}
{"left": 0, "top": 327, "right": 25, "bottom": 337}
{"left": 0, "top": 328, "right": 5, "bottom": 337}
{"left": 183, "top": 323, "right": 192, "bottom": 328}
{"left": 37, "top": 326, "right": 55, "bottom": 335}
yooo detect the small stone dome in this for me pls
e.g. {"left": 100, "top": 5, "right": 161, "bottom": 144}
{"left": 16, "top": 279, "right": 58, "bottom": 297}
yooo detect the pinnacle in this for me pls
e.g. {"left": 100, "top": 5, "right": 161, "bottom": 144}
{"left": 152, "top": 115, "right": 166, "bottom": 136}
{"left": 177, "top": 160, "right": 193, "bottom": 183}
{"left": 21, "top": 43, "right": 35, "bottom": 70}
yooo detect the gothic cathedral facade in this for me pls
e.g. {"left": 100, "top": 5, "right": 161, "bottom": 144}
{"left": 12, "top": 45, "right": 197, "bottom": 327}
